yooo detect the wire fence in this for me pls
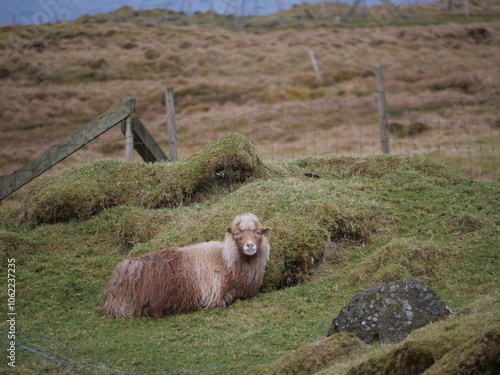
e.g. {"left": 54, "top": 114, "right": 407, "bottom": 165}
{"left": 147, "top": 94, "right": 380, "bottom": 159}
{"left": 140, "top": 91, "right": 499, "bottom": 180}
{"left": 387, "top": 93, "right": 500, "bottom": 181}
{"left": 384, "top": 92, "right": 498, "bottom": 180}
{"left": 1, "top": 90, "right": 499, "bottom": 204}
{"left": 0, "top": 328, "right": 273, "bottom": 374}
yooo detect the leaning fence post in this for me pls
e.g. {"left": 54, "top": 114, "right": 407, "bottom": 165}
{"left": 125, "top": 116, "right": 134, "bottom": 161}
{"left": 165, "top": 87, "right": 178, "bottom": 161}
{"left": 375, "top": 65, "right": 390, "bottom": 154}
{"left": 307, "top": 44, "right": 323, "bottom": 83}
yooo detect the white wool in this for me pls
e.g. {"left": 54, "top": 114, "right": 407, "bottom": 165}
{"left": 233, "top": 213, "right": 259, "bottom": 231}
{"left": 223, "top": 235, "right": 240, "bottom": 269}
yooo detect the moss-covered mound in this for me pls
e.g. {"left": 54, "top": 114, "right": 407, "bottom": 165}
{"left": 22, "top": 132, "right": 263, "bottom": 226}
{"left": 23, "top": 159, "right": 149, "bottom": 226}
{"left": 146, "top": 130, "right": 265, "bottom": 208}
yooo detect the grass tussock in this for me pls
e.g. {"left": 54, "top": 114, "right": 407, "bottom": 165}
{"left": 358, "top": 238, "right": 450, "bottom": 283}
{"left": 22, "top": 132, "right": 263, "bottom": 225}
{"left": 254, "top": 332, "right": 366, "bottom": 375}
{"left": 114, "top": 206, "right": 173, "bottom": 248}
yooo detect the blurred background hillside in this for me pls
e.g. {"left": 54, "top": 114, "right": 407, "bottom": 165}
{"left": 0, "top": 0, "right": 437, "bottom": 25}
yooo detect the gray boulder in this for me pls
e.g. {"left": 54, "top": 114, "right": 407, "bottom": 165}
{"left": 327, "top": 279, "right": 453, "bottom": 344}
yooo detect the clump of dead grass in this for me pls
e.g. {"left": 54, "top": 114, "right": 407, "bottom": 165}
{"left": 388, "top": 121, "right": 430, "bottom": 138}
{"left": 254, "top": 332, "right": 366, "bottom": 375}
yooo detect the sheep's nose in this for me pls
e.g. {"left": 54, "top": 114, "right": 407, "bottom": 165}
{"left": 244, "top": 242, "right": 257, "bottom": 256}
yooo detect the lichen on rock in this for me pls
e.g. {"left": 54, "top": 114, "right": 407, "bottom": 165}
{"left": 327, "top": 279, "right": 453, "bottom": 344}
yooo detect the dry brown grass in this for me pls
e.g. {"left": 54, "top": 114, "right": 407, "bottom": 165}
{"left": 1, "top": 2, "right": 499, "bottom": 204}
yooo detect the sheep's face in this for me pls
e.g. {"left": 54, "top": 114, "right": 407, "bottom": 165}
{"left": 226, "top": 219, "right": 271, "bottom": 257}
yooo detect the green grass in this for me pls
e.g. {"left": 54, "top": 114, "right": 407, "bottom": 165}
{"left": 1, "top": 136, "right": 499, "bottom": 374}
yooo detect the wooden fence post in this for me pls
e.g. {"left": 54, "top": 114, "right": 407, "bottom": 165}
{"left": 375, "top": 65, "right": 391, "bottom": 154}
{"left": 125, "top": 116, "right": 134, "bottom": 161}
{"left": 277, "top": 0, "right": 284, "bottom": 24}
{"left": 307, "top": 44, "right": 323, "bottom": 82}
{"left": 165, "top": 87, "right": 178, "bottom": 161}
{"left": 120, "top": 114, "right": 169, "bottom": 163}
{"left": 320, "top": 1, "right": 328, "bottom": 19}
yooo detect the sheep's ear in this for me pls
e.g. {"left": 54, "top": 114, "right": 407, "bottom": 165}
{"left": 261, "top": 227, "right": 272, "bottom": 235}
{"left": 226, "top": 226, "right": 233, "bottom": 234}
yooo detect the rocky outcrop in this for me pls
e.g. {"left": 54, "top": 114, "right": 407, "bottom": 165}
{"left": 327, "top": 279, "right": 453, "bottom": 344}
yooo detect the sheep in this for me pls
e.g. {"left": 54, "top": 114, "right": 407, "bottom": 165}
{"left": 102, "top": 213, "right": 271, "bottom": 318}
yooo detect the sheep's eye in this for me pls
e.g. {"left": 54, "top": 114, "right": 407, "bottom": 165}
{"left": 256, "top": 231, "right": 261, "bottom": 235}
{"left": 234, "top": 231, "right": 240, "bottom": 236}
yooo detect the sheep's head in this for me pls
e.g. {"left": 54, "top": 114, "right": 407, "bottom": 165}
{"left": 226, "top": 214, "right": 271, "bottom": 257}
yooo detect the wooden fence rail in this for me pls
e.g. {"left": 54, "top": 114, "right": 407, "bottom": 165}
{"left": 0, "top": 97, "right": 135, "bottom": 201}
{"left": 0, "top": 97, "right": 168, "bottom": 203}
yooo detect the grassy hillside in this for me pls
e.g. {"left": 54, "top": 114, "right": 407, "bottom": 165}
{"left": 1, "top": 134, "right": 498, "bottom": 374}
